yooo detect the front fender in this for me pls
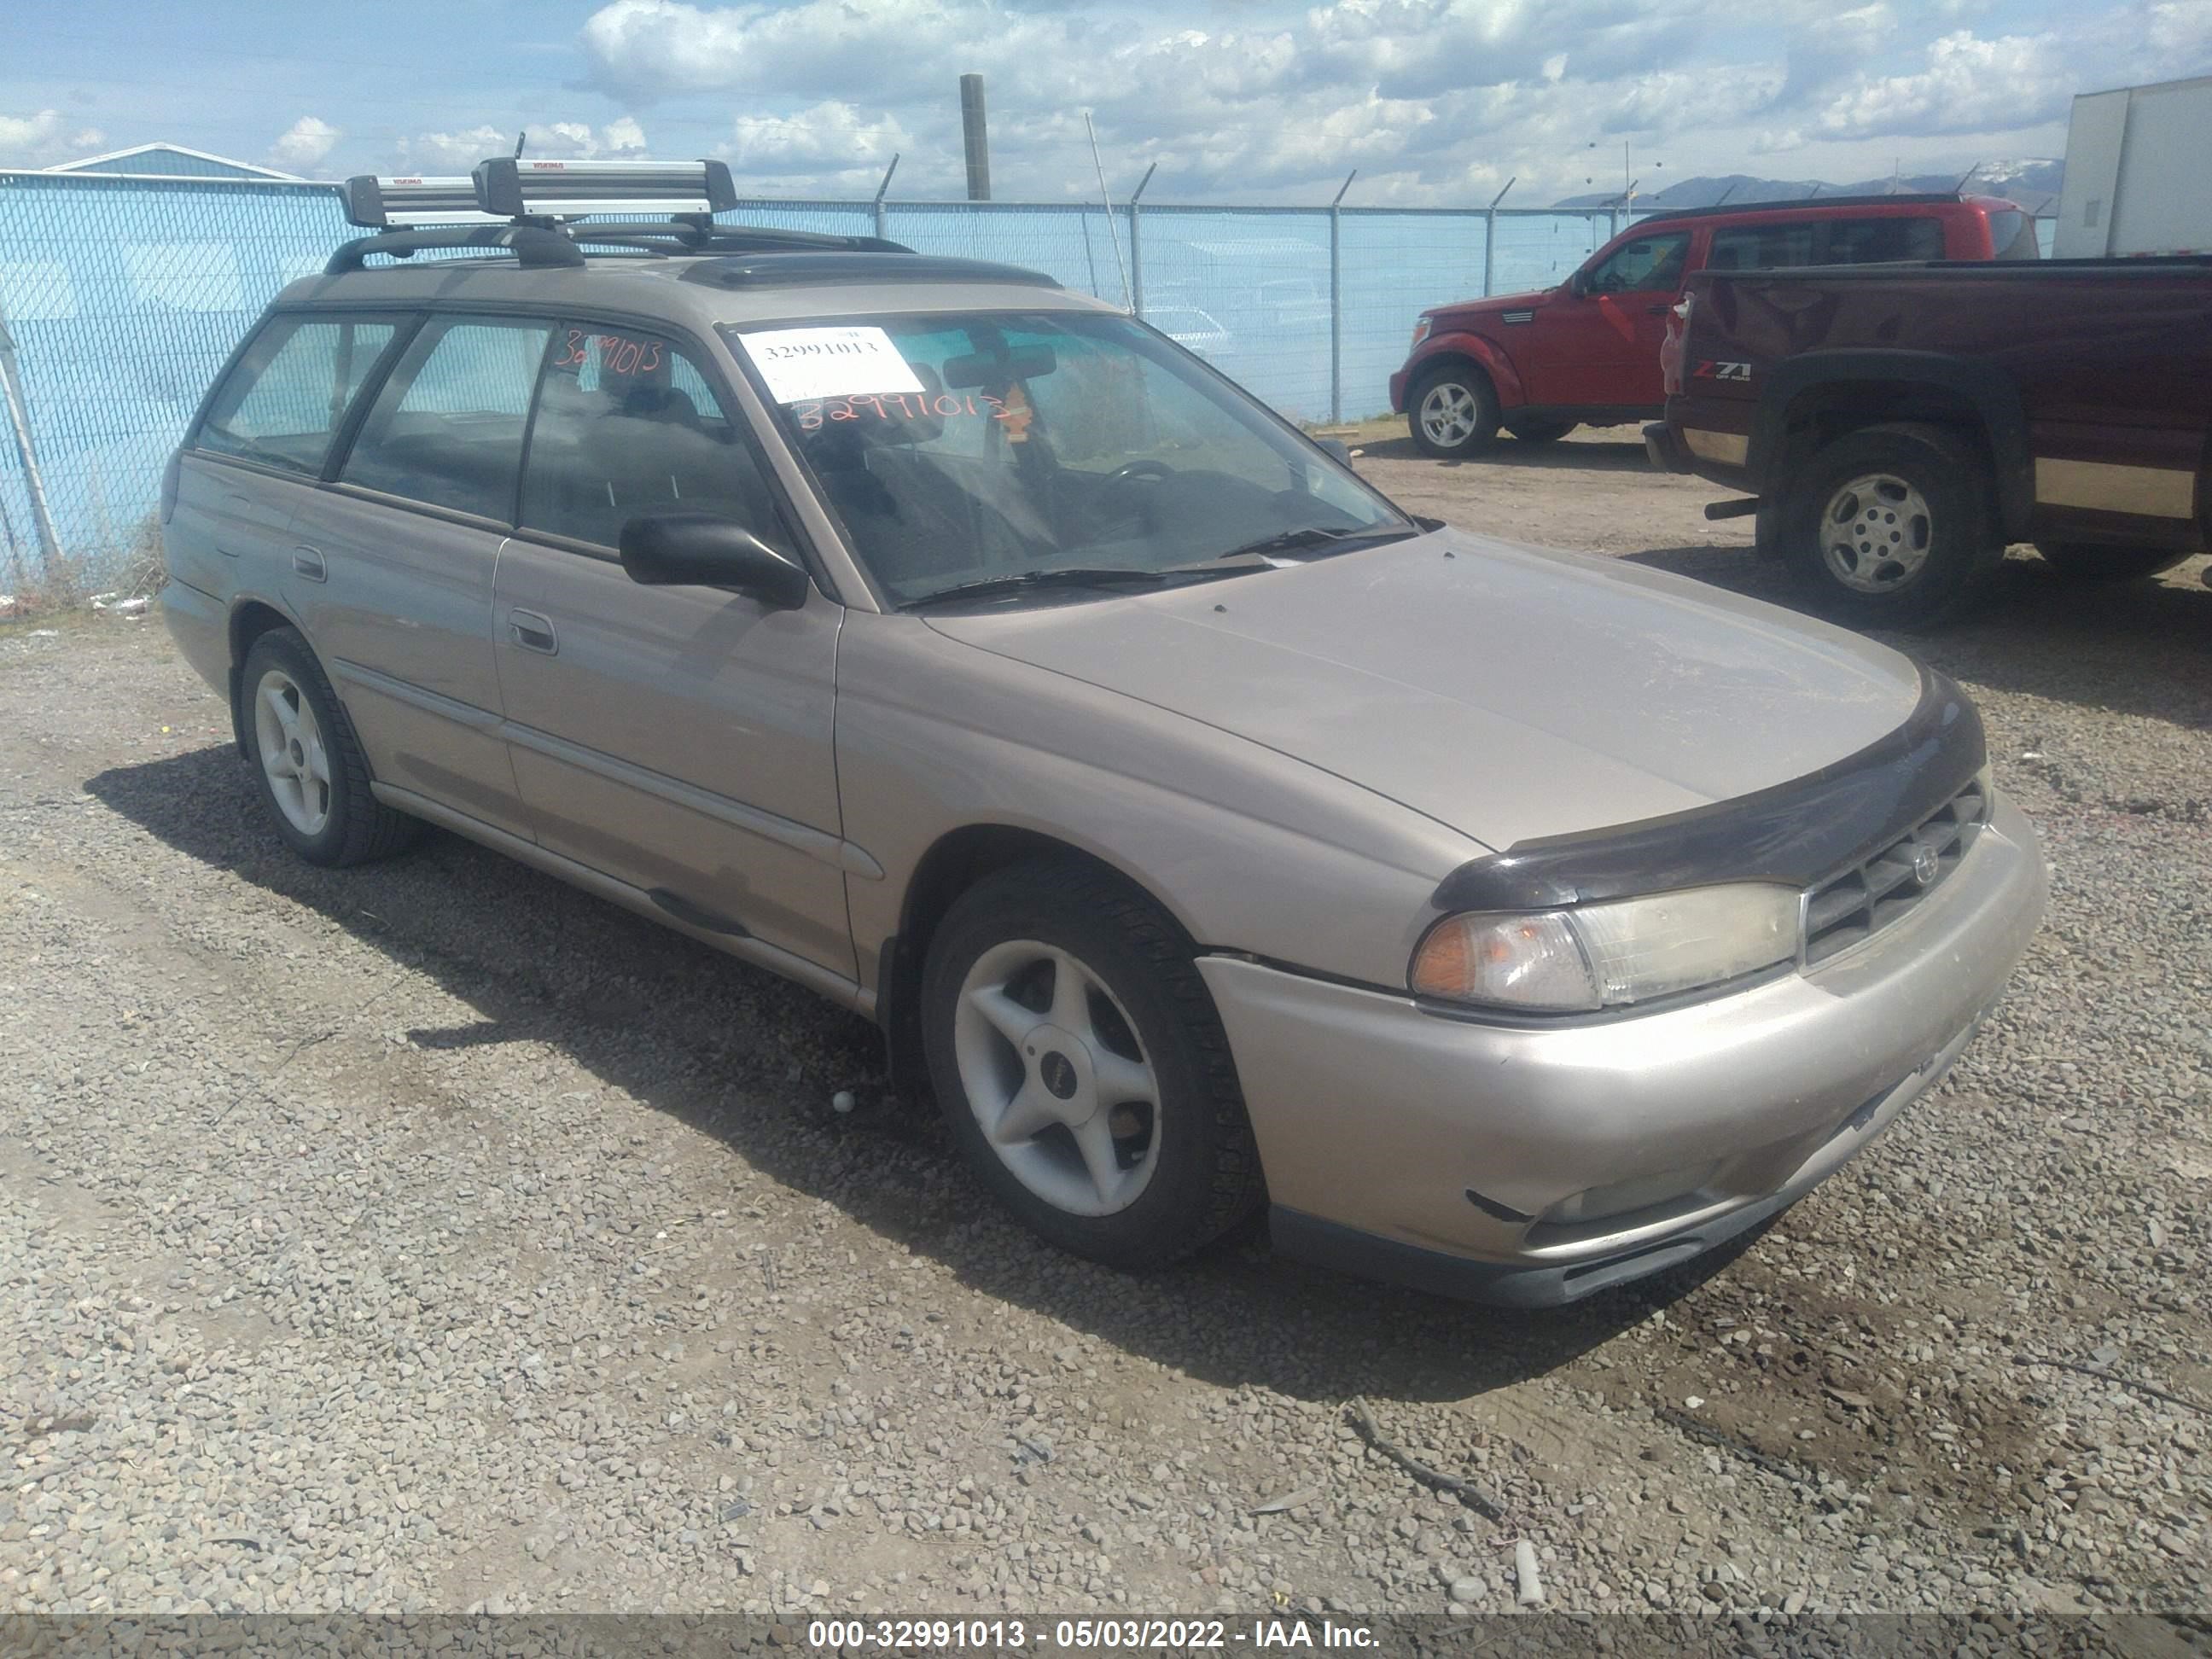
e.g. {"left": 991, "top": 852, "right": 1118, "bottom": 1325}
{"left": 834, "top": 613, "right": 1485, "bottom": 1000}
{"left": 1401, "top": 331, "right": 1528, "bottom": 411}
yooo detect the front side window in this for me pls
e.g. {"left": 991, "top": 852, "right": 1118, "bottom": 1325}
{"left": 1583, "top": 231, "right": 1691, "bottom": 294}
{"left": 520, "top": 323, "right": 793, "bottom": 552}
{"left": 340, "top": 317, "right": 552, "bottom": 521}
{"left": 722, "top": 311, "right": 1407, "bottom": 606}
{"left": 197, "top": 315, "right": 398, "bottom": 475}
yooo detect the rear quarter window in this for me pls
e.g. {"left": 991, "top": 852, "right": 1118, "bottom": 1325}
{"left": 196, "top": 316, "right": 400, "bottom": 475}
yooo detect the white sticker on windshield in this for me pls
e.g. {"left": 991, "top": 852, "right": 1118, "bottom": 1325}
{"left": 739, "top": 326, "right": 925, "bottom": 403}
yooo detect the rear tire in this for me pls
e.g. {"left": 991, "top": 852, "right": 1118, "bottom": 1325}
{"left": 920, "top": 858, "right": 1265, "bottom": 1269}
{"left": 1779, "top": 422, "right": 2003, "bottom": 627}
{"left": 239, "top": 627, "right": 420, "bottom": 867}
{"left": 1407, "top": 364, "right": 1499, "bottom": 459}
{"left": 2034, "top": 543, "right": 2194, "bottom": 582}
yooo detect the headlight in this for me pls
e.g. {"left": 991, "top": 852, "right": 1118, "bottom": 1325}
{"left": 1410, "top": 884, "right": 1800, "bottom": 1012}
{"left": 1410, "top": 316, "right": 1433, "bottom": 349}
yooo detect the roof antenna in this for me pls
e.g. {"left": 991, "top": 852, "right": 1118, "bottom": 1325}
{"left": 514, "top": 131, "right": 527, "bottom": 160}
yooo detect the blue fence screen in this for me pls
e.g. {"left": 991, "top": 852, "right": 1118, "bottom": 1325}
{"left": 0, "top": 170, "right": 2045, "bottom": 588}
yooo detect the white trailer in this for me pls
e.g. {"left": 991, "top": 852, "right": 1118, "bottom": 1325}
{"left": 2055, "top": 74, "right": 2212, "bottom": 257}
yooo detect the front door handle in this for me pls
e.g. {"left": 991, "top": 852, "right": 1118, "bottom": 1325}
{"left": 509, "top": 608, "right": 558, "bottom": 655}
{"left": 1644, "top": 303, "right": 1673, "bottom": 316}
{"left": 292, "top": 545, "right": 326, "bottom": 581}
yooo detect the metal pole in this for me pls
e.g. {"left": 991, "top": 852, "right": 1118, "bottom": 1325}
{"left": 1483, "top": 178, "right": 1514, "bottom": 296}
{"left": 0, "top": 308, "right": 64, "bottom": 583}
{"left": 959, "top": 74, "right": 991, "bottom": 201}
{"left": 1086, "top": 113, "right": 1130, "bottom": 310}
{"left": 1330, "top": 170, "right": 1355, "bottom": 424}
{"left": 872, "top": 153, "right": 899, "bottom": 242}
{"left": 1127, "top": 162, "right": 1156, "bottom": 317}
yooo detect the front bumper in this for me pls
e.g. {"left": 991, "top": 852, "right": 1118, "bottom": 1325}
{"left": 1388, "top": 369, "right": 1410, "bottom": 415}
{"left": 1199, "top": 794, "right": 2047, "bottom": 1307}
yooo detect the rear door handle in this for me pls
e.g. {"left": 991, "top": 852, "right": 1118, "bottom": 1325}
{"left": 292, "top": 545, "right": 326, "bottom": 581}
{"left": 509, "top": 608, "right": 558, "bottom": 655}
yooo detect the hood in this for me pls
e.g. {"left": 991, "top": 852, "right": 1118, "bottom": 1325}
{"left": 1431, "top": 288, "right": 1554, "bottom": 324}
{"left": 927, "top": 528, "right": 1924, "bottom": 853}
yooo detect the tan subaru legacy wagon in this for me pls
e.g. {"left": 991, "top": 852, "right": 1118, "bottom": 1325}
{"left": 160, "top": 160, "right": 2047, "bottom": 1305}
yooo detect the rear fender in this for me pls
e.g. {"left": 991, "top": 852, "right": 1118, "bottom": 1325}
{"left": 1752, "top": 352, "right": 2032, "bottom": 538}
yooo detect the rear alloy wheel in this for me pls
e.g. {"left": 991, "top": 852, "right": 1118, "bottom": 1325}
{"left": 1407, "top": 364, "right": 1499, "bottom": 458}
{"left": 239, "top": 627, "right": 420, "bottom": 866}
{"left": 921, "top": 858, "right": 1264, "bottom": 1268}
{"left": 1781, "top": 423, "right": 2003, "bottom": 627}
{"left": 2034, "top": 543, "right": 2194, "bottom": 582}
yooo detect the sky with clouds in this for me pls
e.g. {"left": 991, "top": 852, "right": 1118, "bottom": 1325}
{"left": 3, "top": 1, "right": 2209, "bottom": 204}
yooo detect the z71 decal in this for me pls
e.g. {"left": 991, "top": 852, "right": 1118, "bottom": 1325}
{"left": 1693, "top": 360, "right": 1753, "bottom": 381}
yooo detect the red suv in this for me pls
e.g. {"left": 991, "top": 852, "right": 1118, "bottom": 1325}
{"left": 1389, "top": 194, "right": 2040, "bottom": 458}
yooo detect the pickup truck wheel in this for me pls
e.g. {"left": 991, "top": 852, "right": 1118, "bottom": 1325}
{"left": 1783, "top": 424, "right": 2002, "bottom": 626}
{"left": 2034, "top": 543, "right": 2194, "bottom": 582}
{"left": 1407, "top": 364, "right": 1499, "bottom": 458}
{"left": 921, "top": 858, "right": 1266, "bottom": 1270}
{"left": 1505, "top": 417, "right": 1575, "bottom": 444}
{"left": 240, "top": 628, "right": 421, "bottom": 867}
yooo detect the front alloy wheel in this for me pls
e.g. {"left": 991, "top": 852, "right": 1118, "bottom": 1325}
{"left": 920, "top": 857, "right": 1265, "bottom": 1268}
{"left": 1406, "top": 365, "right": 1499, "bottom": 459}
{"left": 954, "top": 940, "right": 1161, "bottom": 1217}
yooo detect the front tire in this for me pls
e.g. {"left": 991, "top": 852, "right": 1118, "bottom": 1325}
{"left": 1779, "top": 422, "right": 2003, "bottom": 627}
{"left": 240, "top": 628, "right": 419, "bottom": 867}
{"left": 2035, "top": 542, "right": 2194, "bottom": 582}
{"left": 1407, "top": 364, "right": 1499, "bottom": 459}
{"left": 920, "top": 858, "right": 1265, "bottom": 1269}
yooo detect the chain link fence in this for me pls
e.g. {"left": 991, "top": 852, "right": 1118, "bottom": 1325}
{"left": 0, "top": 168, "right": 2054, "bottom": 596}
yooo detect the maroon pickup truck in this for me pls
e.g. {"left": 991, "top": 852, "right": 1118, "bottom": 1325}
{"left": 1650, "top": 257, "right": 2212, "bottom": 626}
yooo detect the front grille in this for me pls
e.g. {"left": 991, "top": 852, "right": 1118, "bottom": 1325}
{"left": 1802, "top": 778, "right": 1988, "bottom": 965}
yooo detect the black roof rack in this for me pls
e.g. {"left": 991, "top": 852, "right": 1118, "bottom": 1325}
{"left": 679, "top": 251, "right": 1061, "bottom": 290}
{"left": 1636, "top": 190, "right": 1976, "bottom": 218}
{"left": 324, "top": 224, "right": 585, "bottom": 274}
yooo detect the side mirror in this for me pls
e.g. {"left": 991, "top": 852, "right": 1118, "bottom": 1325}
{"left": 1315, "top": 437, "right": 1354, "bottom": 466}
{"left": 1566, "top": 271, "right": 1590, "bottom": 300}
{"left": 618, "top": 513, "right": 812, "bottom": 609}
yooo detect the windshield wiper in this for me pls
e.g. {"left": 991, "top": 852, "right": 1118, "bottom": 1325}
{"left": 1211, "top": 524, "right": 1420, "bottom": 562}
{"left": 900, "top": 567, "right": 1167, "bottom": 611}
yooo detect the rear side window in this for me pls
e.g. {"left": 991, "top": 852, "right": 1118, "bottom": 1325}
{"left": 197, "top": 316, "right": 398, "bottom": 475}
{"left": 340, "top": 317, "right": 553, "bottom": 521}
{"left": 520, "top": 323, "right": 792, "bottom": 552}
{"left": 1822, "top": 217, "right": 1946, "bottom": 264}
{"left": 1708, "top": 223, "right": 1819, "bottom": 271}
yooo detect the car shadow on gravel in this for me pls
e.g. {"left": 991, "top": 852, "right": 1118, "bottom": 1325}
{"left": 1357, "top": 434, "right": 1653, "bottom": 471}
{"left": 1624, "top": 545, "right": 2212, "bottom": 731}
{"left": 89, "top": 744, "right": 1750, "bottom": 1408}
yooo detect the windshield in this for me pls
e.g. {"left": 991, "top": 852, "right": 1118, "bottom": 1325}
{"left": 719, "top": 310, "right": 1408, "bottom": 607}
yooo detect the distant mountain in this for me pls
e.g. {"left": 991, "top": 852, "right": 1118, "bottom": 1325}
{"left": 1554, "top": 160, "right": 2063, "bottom": 214}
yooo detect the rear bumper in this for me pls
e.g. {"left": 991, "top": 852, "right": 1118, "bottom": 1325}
{"left": 161, "top": 577, "right": 230, "bottom": 701}
{"left": 1642, "top": 422, "right": 1686, "bottom": 473}
{"left": 1203, "top": 794, "right": 2047, "bottom": 1306}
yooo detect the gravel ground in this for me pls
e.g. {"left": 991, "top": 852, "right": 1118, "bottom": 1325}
{"left": 0, "top": 433, "right": 2206, "bottom": 1623}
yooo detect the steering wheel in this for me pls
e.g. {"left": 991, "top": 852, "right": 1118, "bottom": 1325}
{"left": 1089, "top": 458, "right": 1177, "bottom": 528}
